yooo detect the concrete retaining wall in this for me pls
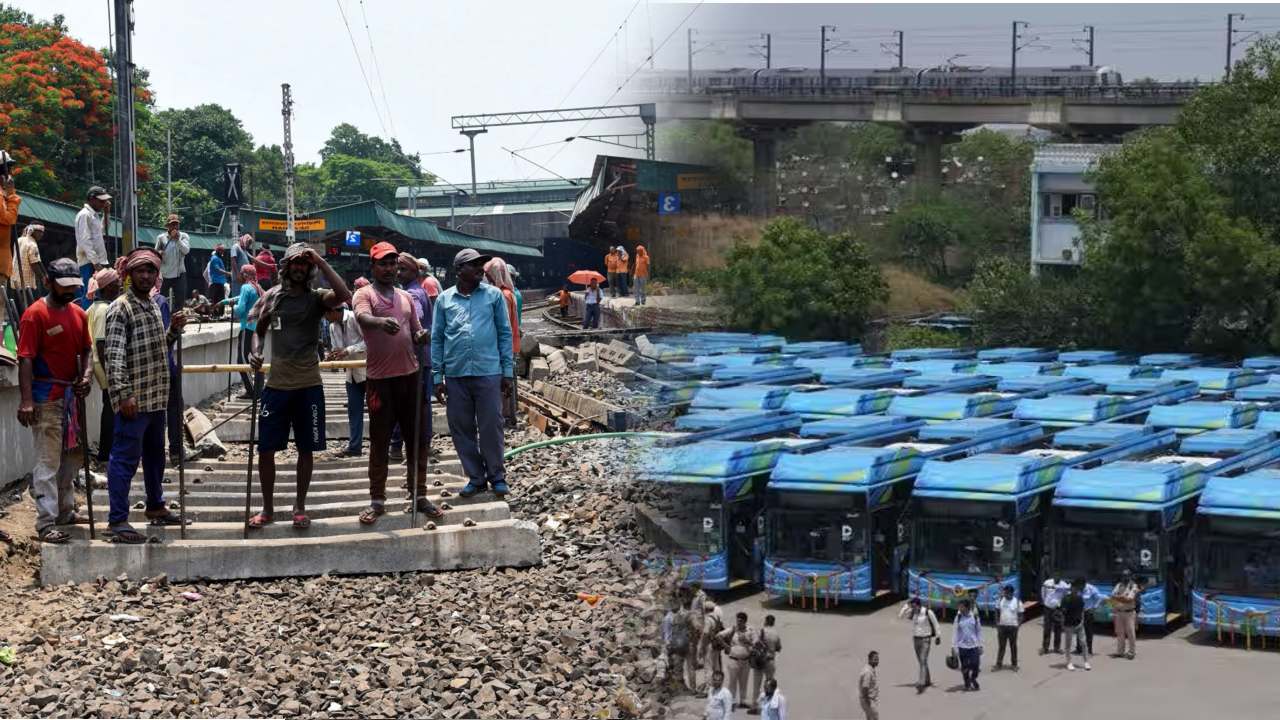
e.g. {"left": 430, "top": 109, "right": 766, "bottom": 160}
{"left": 0, "top": 320, "right": 242, "bottom": 484}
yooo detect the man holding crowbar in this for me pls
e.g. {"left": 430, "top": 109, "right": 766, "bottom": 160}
{"left": 353, "top": 242, "right": 443, "bottom": 527}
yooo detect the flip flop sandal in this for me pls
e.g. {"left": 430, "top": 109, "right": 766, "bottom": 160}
{"left": 108, "top": 527, "right": 147, "bottom": 545}
{"left": 415, "top": 500, "right": 445, "bottom": 520}
{"left": 148, "top": 513, "right": 191, "bottom": 527}
{"left": 247, "top": 512, "right": 274, "bottom": 529}
{"left": 292, "top": 513, "right": 311, "bottom": 529}
{"left": 39, "top": 529, "right": 71, "bottom": 544}
{"left": 359, "top": 506, "right": 385, "bottom": 525}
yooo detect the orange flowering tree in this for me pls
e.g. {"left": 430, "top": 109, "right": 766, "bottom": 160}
{"left": 0, "top": 15, "right": 115, "bottom": 199}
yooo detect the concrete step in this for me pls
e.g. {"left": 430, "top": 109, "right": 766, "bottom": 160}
{"left": 192, "top": 454, "right": 458, "bottom": 472}
{"left": 212, "top": 410, "right": 450, "bottom": 441}
{"left": 65, "top": 500, "right": 511, "bottom": 540}
{"left": 94, "top": 480, "right": 471, "bottom": 507}
{"left": 165, "top": 474, "right": 469, "bottom": 494}
{"left": 41, "top": 518, "right": 541, "bottom": 584}
{"left": 106, "top": 489, "right": 502, "bottom": 524}
{"left": 178, "top": 460, "right": 464, "bottom": 479}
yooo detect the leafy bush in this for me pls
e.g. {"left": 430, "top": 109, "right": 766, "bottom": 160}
{"left": 962, "top": 257, "right": 1098, "bottom": 349}
{"left": 885, "top": 324, "right": 963, "bottom": 351}
{"left": 713, "top": 217, "right": 887, "bottom": 340}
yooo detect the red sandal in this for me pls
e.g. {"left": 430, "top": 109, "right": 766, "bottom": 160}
{"left": 247, "top": 512, "right": 273, "bottom": 529}
{"left": 292, "top": 513, "right": 311, "bottom": 529}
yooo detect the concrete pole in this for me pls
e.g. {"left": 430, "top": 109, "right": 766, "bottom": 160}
{"left": 751, "top": 131, "right": 778, "bottom": 217}
{"left": 113, "top": 0, "right": 138, "bottom": 253}
{"left": 460, "top": 129, "right": 487, "bottom": 201}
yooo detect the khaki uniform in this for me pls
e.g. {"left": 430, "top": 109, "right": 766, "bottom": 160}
{"left": 719, "top": 623, "right": 755, "bottom": 707}
{"left": 750, "top": 626, "right": 782, "bottom": 704}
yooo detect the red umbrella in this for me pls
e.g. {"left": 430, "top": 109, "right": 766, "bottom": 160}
{"left": 567, "top": 270, "right": 606, "bottom": 285}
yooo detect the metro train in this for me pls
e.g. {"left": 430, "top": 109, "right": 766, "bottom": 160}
{"left": 638, "top": 65, "right": 1124, "bottom": 94}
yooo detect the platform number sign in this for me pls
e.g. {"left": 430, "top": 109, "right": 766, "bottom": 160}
{"left": 345, "top": 230, "right": 362, "bottom": 247}
{"left": 658, "top": 192, "right": 681, "bottom": 215}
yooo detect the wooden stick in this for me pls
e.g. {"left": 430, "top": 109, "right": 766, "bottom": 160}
{"left": 75, "top": 356, "right": 96, "bottom": 540}
{"left": 181, "top": 359, "right": 366, "bottom": 374}
{"left": 243, "top": 372, "right": 262, "bottom": 539}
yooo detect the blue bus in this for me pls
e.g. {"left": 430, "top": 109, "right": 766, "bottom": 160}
{"left": 762, "top": 416, "right": 1045, "bottom": 607}
{"left": 906, "top": 423, "right": 1177, "bottom": 613}
{"left": 1050, "top": 427, "right": 1280, "bottom": 628}
{"left": 1193, "top": 467, "right": 1280, "bottom": 644}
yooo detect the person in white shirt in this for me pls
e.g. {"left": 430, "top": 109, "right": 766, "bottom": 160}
{"left": 704, "top": 670, "right": 734, "bottom": 720}
{"left": 898, "top": 596, "right": 940, "bottom": 693}
{"left": 582, "top": 278, "right": 602, "bottom": 329}
{"left": 155, "top": 213, "right": 191, "bottom": 304}
{"left": 323, "top": 304, "right": 368, "bottom": 458}
{"left": 757, "top": 678, "right": 786, "bottom": 720}
{"left": 1040, "top": 573, "right": 1069, "bottom": 654}
{"left": 74, "top": 185, "right": 112, "bottom": 307}
{"left": 995, "top": 584, "right": 1023, "bottom": 671}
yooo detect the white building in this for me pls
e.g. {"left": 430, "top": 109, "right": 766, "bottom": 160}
{"left": 1029, "top": 144, "right": 1118, "bottom": 275}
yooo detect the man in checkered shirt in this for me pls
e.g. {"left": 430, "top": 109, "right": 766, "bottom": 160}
{"left": 102, "top": 248, "right": 189, "bottom": 543}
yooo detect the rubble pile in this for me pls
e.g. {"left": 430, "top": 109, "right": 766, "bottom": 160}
{"left": 0, "top": 436, "right": 680, "bottom": 719}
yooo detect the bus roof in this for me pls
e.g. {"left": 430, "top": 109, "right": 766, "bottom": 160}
{"left": 1199, "top": 468, "right": 1280, "bottom": 520}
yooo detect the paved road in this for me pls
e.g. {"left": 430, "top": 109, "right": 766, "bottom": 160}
{"left": 673, "top": 591, "right": 1280, "bottom": 720}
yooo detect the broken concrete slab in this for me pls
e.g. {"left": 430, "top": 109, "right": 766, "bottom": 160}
{"left": 528, "top": 358, "right": 550, "bottom": 382}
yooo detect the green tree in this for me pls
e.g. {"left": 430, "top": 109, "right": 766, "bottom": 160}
{"left": 320, "top": 123, "right": 421, "bottom": 178}
{"left": 963, "top": 257, "right": 1098, "bottom": 349}
{"left": 1177, "top": 36, "right": 1280, "bottom": 239}
{"left": 154, "top": 104, "right": 254, "bottom": 198}
{"left": 887, "top": 197, "right": 976, "bottom": 281}
{"left": 658, "top": 120, "right": 752, "bottom": 204}
{"left": 713, "top": 217, "right": 887, "bottom": 340}
{"left": 1079, "top": 128, "right": 1280, "bottom": 354}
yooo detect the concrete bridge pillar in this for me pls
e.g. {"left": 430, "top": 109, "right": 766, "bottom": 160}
{"left": 910, "top": 129, "right": 960, "bottom": 187}
{"left": 737, "top": 124, "right": 797, "bottom": 217}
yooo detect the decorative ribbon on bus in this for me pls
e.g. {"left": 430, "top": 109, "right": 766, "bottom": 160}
{"left": 773, "top": 564, "right": 847, "bottom": 611}
{"left": 1199, "top": 594, "right": 1280, "bottom": 650}
{"left": 917, "top": 573, "right": 1008, "bottom": 621}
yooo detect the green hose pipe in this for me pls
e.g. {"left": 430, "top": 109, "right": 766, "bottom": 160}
{"left": 503, "top": 431, "right": 668, "bottom": 461}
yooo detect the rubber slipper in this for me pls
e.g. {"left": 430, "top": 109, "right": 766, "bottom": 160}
{"left": 359, "top": 506, "right": 385, "bottom": 525}
{"left": 39, "top": 529, "right": 71, "bottom": 544}
{"left": 247, "top": 512, "right": 273, "bottom": 529}
{"left": 148, "top": 513, "right": 191, "bottom": 527}
{"left": 109, "top": 527, "right": 147, "bottom": 544}
{"left": 292, "top": 513, "right": 311, "bottom": 529}
{"left": 414, "top": 500, "right": 445, "bottom": 519}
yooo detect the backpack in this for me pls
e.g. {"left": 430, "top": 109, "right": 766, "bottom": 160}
{"left": 667, "top": 610, "right": 690, "bottom": 656}
{"left": 749, "top": 629, "right": 772, "bottom": 670}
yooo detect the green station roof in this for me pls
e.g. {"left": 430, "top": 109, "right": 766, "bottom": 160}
{"left": 16, "top": 192, "right": 227, "bottom": 250}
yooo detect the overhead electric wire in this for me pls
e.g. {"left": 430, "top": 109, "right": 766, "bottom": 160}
{"left": 357, "top": 0, "right": 397, "bottom": 139}
{"left": 334, "top": 0, "right": 390, "bottom": 138}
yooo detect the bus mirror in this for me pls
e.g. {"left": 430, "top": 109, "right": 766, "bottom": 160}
{"left": 1139, "top": 548, "right": 1153, "bottom": 567}
{"left": 842, "top": 525, "right": 853, "bottom": 541}
{"left": 993, "top": 536, "right": 1006, "bottom": 551}
{"left": 702, "top": 517, "right": 714, "bottom": 532}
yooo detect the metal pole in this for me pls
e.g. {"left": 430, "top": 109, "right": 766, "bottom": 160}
{"left": 173, "top": 295, "right": 187, "bottom": 539}
{"left": 410, "top": 363, "right": 423, "bottom": 529}
{"left": 1011, "top": 21, "right": 1022, "bottom": 84}
{"left": 897, "top": 30, "right": 904, "bottom": 68}
{"left": 166, "top": 126, "right": 172, "bottom": 215}
{"left": 227, "top": 210, "right": 239, "bottom": 403}
{"left": 75, "top": 356, "right": 96, "bottom": 540}
{"left": 282, "top": 84, "right": 296, "bottom": 243}
{"left": 1087, "top": 26, "right": 1095, "bottom": 66}
{"left": 1226, "top": 14, "right": 1244, "bottom": 80}
{"left": 460, "top": 129, "right": 486, "bottom": 199}
{"left": 820, "top": 25, "right": 827, "bottom": 91}
{"left": 242, "top": 372, "right": 261, "bottom": 540}
{"left": 113, "top": 0, "right": 138, "bottom": 253}
{"left": 449, "top": 193, "right": 456, "bottom": 230}
{"left": 687, "top": 28, "right": 694, "bottom": 89}
{"left": 766, "top": 33, "right": 771, "bottom": 69}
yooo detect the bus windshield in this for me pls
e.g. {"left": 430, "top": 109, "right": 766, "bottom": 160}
{"left": 768, "top": 492, "right": 868, "bottom": 565}
{"left": 638, "top": 483, "right": 724, "bottom": 555}
{"left": 1199, "top": 519, "right": 1280, "bottom": 597}
{"left": 1052, "top": 526, "right": 1162, "bottom": 584}
{"left": 914, "top": 515, "right": 1016, "bottom": 576}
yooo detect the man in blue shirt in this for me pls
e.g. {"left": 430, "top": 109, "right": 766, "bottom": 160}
{"left": 432, "top": 248, "right": 514, "bottom": 498}
{"left": 1076, "top": 579, "right": 1103, "bottom": 656}
{"left": 206, "top": 244, "right": 230, "bottom": 310}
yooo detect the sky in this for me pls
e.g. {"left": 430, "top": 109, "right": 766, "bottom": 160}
{"left": 25, "top": 1, "right": 1280, "bottom": 190}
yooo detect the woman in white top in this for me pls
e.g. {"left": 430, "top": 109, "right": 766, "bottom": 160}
{"left": 582, "top": 278, "right": 603, "bottom": 329}
{"left": 898, "top": 596, "right": 940, "bottom": 693}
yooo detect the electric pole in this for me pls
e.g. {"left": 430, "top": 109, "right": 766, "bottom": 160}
{"left": 1226, "top": 13, "right": 1246, "bottom": 80}
{"left": 821, "top": 25, "right": 837, "bottom": 91}
{"left": 281, "top": 83, "right": 296, "bottom": 243}
{"left": 166, "top": 125, "right": 172, "bottom": 215}
{"left": 1084, "top": 25, "right": 1095, "bottom": 66}
{"left": 112, "top": 0, "right": 138, "bottom": 253}
{"left": 750, "top": 32, "right": 772, "bottom": 69}
{"left": 460, "top": 129, "right": 486, "bottom": 200}
{"left": 687, "top": 28, "right": 695, "bottom": 89}
{"left": 1011, "top": 21, "right": 1029, "bottom": 84}
{"left": 895, "top": 30, "right": 904, "bottom": 68}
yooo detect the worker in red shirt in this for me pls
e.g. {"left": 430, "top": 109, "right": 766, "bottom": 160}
{"left": 16, "top": 258, "right": 94, "bottom": 543}
{"left": 255, "top": 245, "right": 278, "bottom": 290}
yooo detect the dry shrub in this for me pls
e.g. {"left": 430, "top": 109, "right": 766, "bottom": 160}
{"left": 878, "top": 265, "right": 959, "bottom": 318}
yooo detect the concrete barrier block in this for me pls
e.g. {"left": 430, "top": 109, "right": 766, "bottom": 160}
{"left": 529, "top": 357, "right": 550, "bottom": 382}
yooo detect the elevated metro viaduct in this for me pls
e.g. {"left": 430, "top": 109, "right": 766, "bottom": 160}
{"left": 646, "top": 87, "right": 1194, "bottom": 215}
